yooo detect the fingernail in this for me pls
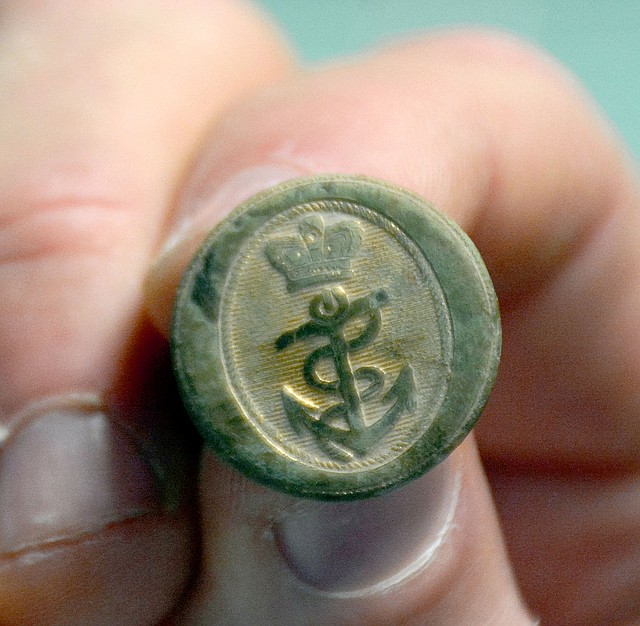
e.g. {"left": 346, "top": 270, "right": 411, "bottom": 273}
{"left": 274, "top": 459, "right": 459, "bottom": 594}
{"left": 0, "top": 400, "right": 160, "bottom": 554}
{"left": 148, "top": 164, "right": 306, "bottom": 332}
{"left": 161, "top": 164, "right": 306, "bottom": 257}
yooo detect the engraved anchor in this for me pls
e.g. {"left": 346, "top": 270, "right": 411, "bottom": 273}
{"left": 276, "top": 286, "right": 416, "bottom": 460}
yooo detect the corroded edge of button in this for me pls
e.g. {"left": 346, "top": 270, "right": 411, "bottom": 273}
{"left": 171, "top": 174, "right": 501, "bottom": 500}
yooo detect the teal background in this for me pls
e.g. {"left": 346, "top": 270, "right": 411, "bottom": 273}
{"left": 258, "top": 1, "right": 640, "bottom": 160}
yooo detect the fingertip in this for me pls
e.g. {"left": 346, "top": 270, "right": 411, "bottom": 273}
{"left": 145, "top": 165, "right": 307, "bottom": 336}
{"left": 183, "top": 441, "right": 533, "bottom": 625}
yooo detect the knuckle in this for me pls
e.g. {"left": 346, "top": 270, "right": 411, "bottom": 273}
{"left": 0, "top": 189, "right": 147, "bottom": 413}
{"left": 0, "top": 194, "right": 137, "bottom": 266}
{"left": 424, "top": 28, "right": 564, "bottom": 77}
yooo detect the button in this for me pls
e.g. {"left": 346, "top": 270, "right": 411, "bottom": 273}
{"left": 171, "top": 175, "right": 501, "bottom": 500}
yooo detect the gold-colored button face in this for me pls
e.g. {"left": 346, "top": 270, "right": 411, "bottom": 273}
{"left": 172, "top": 175, "right": 500, "bottom": 500}
{"left": 222, "top": 200, "right": 452, "bottom": 471}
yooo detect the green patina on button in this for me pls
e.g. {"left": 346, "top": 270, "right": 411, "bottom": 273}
{"left": 171, "top": 175, "right": 501, "bottom": 500}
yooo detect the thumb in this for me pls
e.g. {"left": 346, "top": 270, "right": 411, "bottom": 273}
{"left": 186, "top": 442, "right": 525, "bottom": 624}
{"left": 143, "top": 32, "right": 565, "bottom": 624}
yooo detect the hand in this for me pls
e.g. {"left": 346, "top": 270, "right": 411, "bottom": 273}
{"left": 1, "top": 2, "right": 638, "bottom": 624}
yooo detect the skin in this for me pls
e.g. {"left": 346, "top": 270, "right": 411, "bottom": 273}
{"left": 0, "top": 1, "right": 638, "bottom": 624}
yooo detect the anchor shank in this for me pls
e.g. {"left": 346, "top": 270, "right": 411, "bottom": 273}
{"left": 329, "top": 331, "right": 366, "bottom": 432}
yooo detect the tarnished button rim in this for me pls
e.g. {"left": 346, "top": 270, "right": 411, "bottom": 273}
{"left": 171, "top": 174, "right": 501, "bottom": 500}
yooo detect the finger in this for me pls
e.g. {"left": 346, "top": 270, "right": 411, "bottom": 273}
{"left": 152, "top": 32, "right": 640, "bottom": 623}
{"left": 188, "top": 442, "right": 530, "bottom": 625}
{"left": 143, "top": 31, "right": 628, "bottom": 624}
{"left": 0, "top": 1, "right": 292, "bottom": 624}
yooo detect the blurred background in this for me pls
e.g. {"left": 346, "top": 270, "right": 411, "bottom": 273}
{"left": 257, "top": 1, "right": 640, "bottom": 160}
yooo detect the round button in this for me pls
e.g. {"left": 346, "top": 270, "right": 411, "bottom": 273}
{"left": 171, "top": 175, "right": 501, "bottom": 500}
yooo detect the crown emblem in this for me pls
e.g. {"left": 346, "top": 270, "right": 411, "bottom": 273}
{"left": 265, "top": 215, "right": 362, "bottom": 291}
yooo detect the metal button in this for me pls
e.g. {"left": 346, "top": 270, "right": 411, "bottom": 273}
{"left": 171, "top": 175, "right": 501, "bottom": 500}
